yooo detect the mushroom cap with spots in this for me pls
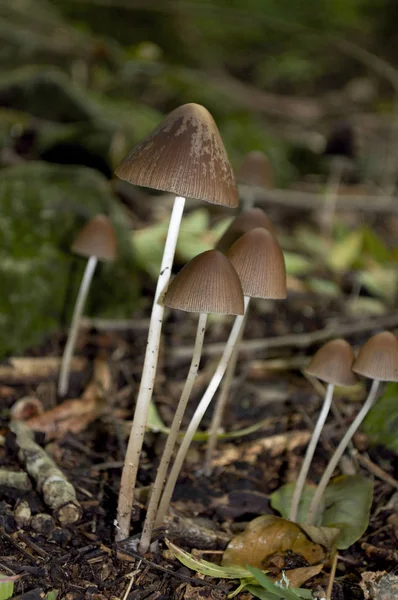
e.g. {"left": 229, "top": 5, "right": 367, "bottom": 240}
{"left": 115, "top": 103, "right": 238, "bottom": 208}
{"left": 305, "top": 339, "right": 357, "bottom": 387}
{"left": 72, "top": 215, "right": 118, "bottom": 262}
{"left": 164, "top": 250, "right": 244, "bottom": 315}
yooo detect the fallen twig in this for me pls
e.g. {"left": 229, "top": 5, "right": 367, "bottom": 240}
{"left": 171, "top": 313, "right": 398, "bottom": 359}
{"left": 0, "top": 470, "right": 32, "bottom": 491}
{"left": 10, "top": 421, "right": 82, "bottom": 525}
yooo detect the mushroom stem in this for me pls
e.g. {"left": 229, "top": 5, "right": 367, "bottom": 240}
{"left": 155, "top": 296, "right": 251, "bottom": 528}
{"left": 58, "top": 255, "right": 98, "bottom": 397}
{"left": 116, "top": 195, "right": 186, "bottom": 541}
{"left": 306, "top": 378, "right": 380, "bottom": 525}
{"left": 289, "top": 382, "right": 335, "bottom": 522}
{"left": 139, "top": 311, "right": 208, "bottom": 553}
{"left": 204, "top": 308, "right": 249, "bottom": 476}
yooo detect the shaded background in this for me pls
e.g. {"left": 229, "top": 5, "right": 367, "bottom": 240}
{"left": 1, "top": 0, "right": 397, "bottom": 364}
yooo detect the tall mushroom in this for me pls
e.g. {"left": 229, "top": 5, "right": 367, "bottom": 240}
{"left": 306, "top": 331, "right": 398, "bottom": 525}
{"left": 58, "top": 215, "right": 117, "bottom": 397}
{"left": 204, "top": 210, "right": 275, "bottom": 474}
{"left": 139, "top": 249, "right": 244, "bottom": 553}
{"left": 155, "top": 227, "right": 286, "bottom": 526}
{"left": 289, "top": 339, "right": 357, "bottom": 522}
{"left": 115, "top": 103, "right": 238, "bottom": 540}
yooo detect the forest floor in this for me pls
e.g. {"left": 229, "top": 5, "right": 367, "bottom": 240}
{"left": 1, "top": 203, "right": 398, "bottom": 600}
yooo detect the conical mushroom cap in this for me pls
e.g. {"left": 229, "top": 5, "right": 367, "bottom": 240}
{"left": 115, "top": 103, "right": 238, "bottom": 208}
{"left": 236, "top": 151, "right": 274, "bottom": 189}
{"left": 227, "top": 228, "right": 286, "bottom": 299}
{"left": 216, "top": 208, "right": 275, "bottom": 253}
{"left": 164, "top": 250, "right": 244, "bottom": 315}
{"left": 352, "top": 331, "right": 398, "bottom": 382}
{"left": 305, "top": 339, "right": 357, "bottom": 387}
{"left": 72, "top": 215, "right": 118, "bottom": 262}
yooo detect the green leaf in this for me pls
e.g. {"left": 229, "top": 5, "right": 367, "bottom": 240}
{"left": 306, "top": 278, "right": 340, "bottom": 298}
{"left": 246, "top": 567, "right": 308, "bottom": 600}
{"left": 45, "top": 592, "right": 58, "bottom": 600}
{"left": 362, "top": 226, "right": 391, "bottom": 263}
{"left": 322, "top": 475, "right": 373, "bottom": 549}
{"left": 166, "top": 540, "right": 251, "bottom": 580}
{"left": 270, "top": 482, "right": 323, "bottom": 525}
{"left": 271, "top": 476, "right": 373, "bottom": 549}
{"left": 358, "top": 267, "right": 398, "bottom": 304}
{"left": 0, "top": 574, "right": 17, "bottom": 600}
{"left": 146, "top": 401, "right": 269, "bottom": 441}
{"left": 327, "top": 230, "right": 364, "bottom": 272}
{"left": 363, "top": 382, "right": 398, "bottom": 452}
{"left": 283, "top": 252, "right": 314, "bottom": 276}
{"left": 246, "top": 585, "right": 281, "bottom": 600}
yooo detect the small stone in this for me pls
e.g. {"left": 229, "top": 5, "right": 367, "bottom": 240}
{"left": 14, "top": 499, "right": 31, "bottom": 528}
{"left": 30, "top": 513, "right": 55, "bottom": 535}
{"left": 49, "top": 526, "right": 72, "bottom": 547}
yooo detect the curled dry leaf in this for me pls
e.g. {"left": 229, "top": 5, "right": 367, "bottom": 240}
{"left": 24, "top": 359, "right": 111, "bottom": 439}
{"left": 222, "top": 515, "right": 338, "bottom": 571}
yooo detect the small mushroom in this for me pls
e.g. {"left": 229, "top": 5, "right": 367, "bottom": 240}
{"left": 289, "top": 339, "right": 357, "bottom": 522}
{"left": 156, "top": 228, "right": 286, "bottom": 526}
{"left": 58, "top": 215, "right": 117, "bottom": 397}
{"left": 216, "top": 208, "right": 275, "bottom": 254}
{"left": 306, "top": 331, "right": 398, "bottom": 524}
{"left": 115, "top": 103, "right": 238, "bottom": 540}
{"left": 139, "top": 250, "right": 243, "bottom": 553}
{"left": 237, "top": 150, "right": 274, "bottom": 209}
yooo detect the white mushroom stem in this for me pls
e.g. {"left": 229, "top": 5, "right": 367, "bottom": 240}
{"left": 116, "top": 195, "right": 186, "bottom": 541}
{"left": 289, "top": 382, "right": 335, "bottom": 522}
{"left": 306, "top": 378, "right": 380, "bottom": 525}
{"left": 139, "top": 312, "right": 208, "bottom": 553}
{"left": 58, "top": 255, "right": 98, "bottom": 397}
{"left": 155, "top": 295, "right": 250, "bottom": 527}
{"left": 204, "top": 308, "right": 249, "bottom": 476}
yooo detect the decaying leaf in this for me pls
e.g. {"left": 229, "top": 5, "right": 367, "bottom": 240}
{"left": 23, "top": 358, "right": 111, "bottom": 438}
{"left": 222, "top": 515, "right": 329, "bottom": 570}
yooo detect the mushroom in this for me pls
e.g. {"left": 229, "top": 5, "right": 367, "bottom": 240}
{"left": 237, "top": 150, "right": 274, "bottom": 209}
{"left": 289, "top": 339, "right": 357, "bottom": 522}
{"left": 204, "top": 211, "right": 276, "bottom": 475}
{"left": 306, "top": 331, "right": 398, "bottom": 525}
{"left": 139, "top": 249, "right": 244, "bottom": 553}
{"left": 155, "top": 227, "right": 286, "bottom": 526}
{"left": 58, "top": 215, "right": 117, "bottom": 397}
{"left": 115, "top": 103, "right": 238, "bottom": 540}
{"left": 216, "top": 208, "right": 275, "bottom": 254}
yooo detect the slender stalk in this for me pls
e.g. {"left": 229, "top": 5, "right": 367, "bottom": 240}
{"left": 306, "top": 379, "right": 380, "bottom": 525}
{"left": 116, "top": 195, "right": 186, "bottom": 541}
{"left": 139, "top": 312, "right": 208, "bottom": 553}
{"left": 204, "top": 308, "right": 249, "bottom": 476}
{"left": 326, "top": 550, "right": 338, "bottom": 600}
{"left": 58, "top": 255, "right": 98, "bottom": 397}
{"left": 289, "top": 383, "right": 335, "bottom": 522}
{"left": 155, "top": 296, "right": 250, "bottom": 527}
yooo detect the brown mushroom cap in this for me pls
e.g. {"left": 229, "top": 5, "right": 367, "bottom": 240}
{"left": 115, "top": 103, "right": 238, "bottom": 208}
{"left": 236, "top": 151, "right": 274, "bottom": 189}
{"left": 164, "top": 250, "right": 244, "bottom": 315}
{"left": 227, "top": 228, "right": 286, "bottom": 299}
{"left": 72, "top": 215, "right": 118, "bottom": 262}
{"left": 352, "top": 331, "right": 398, "bottom": 382}
{"left": 305, "top": 339, "right": 357, "bottom": 387}
{"left": 216, "top": 208, "right": 275, "bottom": 254}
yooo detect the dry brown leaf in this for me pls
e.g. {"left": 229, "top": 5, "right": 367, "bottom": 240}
{"left": 282, "top": 564, "right": 323, "bottom": 587}
{"left": 24, "top": 359, "right": 111, "bottom": 439}
{"left": 222, "top": 515, "right": 326, "bottom": 569}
